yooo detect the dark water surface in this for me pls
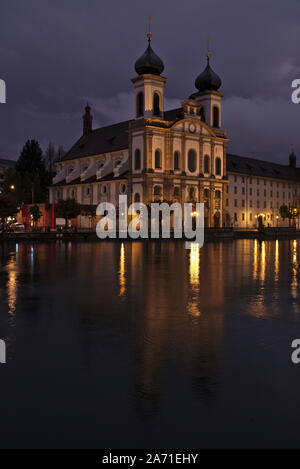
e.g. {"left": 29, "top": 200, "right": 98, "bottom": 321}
{"left": 0, "top": 239, "right": 300, "bottom": 448}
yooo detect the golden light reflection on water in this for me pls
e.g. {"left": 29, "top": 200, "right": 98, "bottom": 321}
{"left": 291, "top": 239, "right": 298, "bottom": 301}
{"left": 6, "top": 255, "right": 17, "bottom": 320}
{"left": 188, "top": 243, "right": 201, "bottom": 319}
{"left": 260, "top": 241, "right": 266, "bottom": 284}
{"left": 253, "top": 239, "right": 258, "bottom": 280}
{"left": 119, "top": 242, "right": 126, "bottom": 298}
{"left": 275, "top": 240, "right": 279, "bottom": 283}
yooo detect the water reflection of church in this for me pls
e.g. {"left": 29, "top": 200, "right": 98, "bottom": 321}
{"left": 49, "top": 32, "right": 300, "bottom": 229}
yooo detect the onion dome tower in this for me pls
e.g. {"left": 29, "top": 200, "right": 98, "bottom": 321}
{"left": 195, "top": 54, "right": 222, "bottom": 92}
{"left": 132, "top": 30, "right": 167, "bottom": 120}
{"left": 135, "top": 32, "right": 164, "bottom": 76}
{"left": 192, "top": 52, "right": 223, "bottom": 129}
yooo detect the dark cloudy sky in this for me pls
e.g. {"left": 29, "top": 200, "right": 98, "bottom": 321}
{"left": 1, "top": 0, "right": 300, "bottom": 164}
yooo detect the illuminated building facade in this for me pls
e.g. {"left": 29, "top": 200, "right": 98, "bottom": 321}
{"left": 227, "top": 152, "right": 300, "bottom": 228}
{"left": 49, "top": 33, "right": 300, "bottom": 229}
{"left": 49, "top": 33, "right": 228, "bottom": 228}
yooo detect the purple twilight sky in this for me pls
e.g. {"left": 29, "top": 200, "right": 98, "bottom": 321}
{"left": 1, "top": 0, "right": 300, "bottom": 164}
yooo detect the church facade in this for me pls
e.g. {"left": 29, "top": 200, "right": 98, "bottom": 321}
{"left": 49, "top": 33, "right": 300, "bottom": 229}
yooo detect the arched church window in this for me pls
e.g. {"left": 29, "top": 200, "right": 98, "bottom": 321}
{"left": 154, "top": 185, "right": 162, "bottom": 196}
{"left": 136, "top": 92, "right": 144, "bottom": 118}
{"left": 174, "top": 151, "right": 180, "bottom": 171}
{"left": 215, "top": 157, "right": 221, "bottom": 175}
{"left": 134, "top": 193, "right": 140, "bottom": 203}
{"left": 153, "top": 92, "right": 160, "bottom": 116}
{"left": 189, "top": 187, "right": 195, "bottom": 200}
{"left": 213, "top": 106, "right": 220, "bottom": 128}
{"left": 200, "top": 107, "right": 205, "bottom": 122}
{"left": 155, "top": 149, "right": 161, "bottom": 169}
{"left": 134, "top": 149, "right": 141, "bottom": 170}
{"left": 204, "top": 155, "right": 210, "bottom": 173}
{"left": 188, "top": 149, "right": 196, "bottom": 173}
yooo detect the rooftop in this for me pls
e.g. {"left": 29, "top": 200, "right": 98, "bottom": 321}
{"left": 227, "top": 153, "right": 300, "bottom": 182}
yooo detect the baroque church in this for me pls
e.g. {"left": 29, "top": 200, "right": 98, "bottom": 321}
{"left": 50, "top": 31, "right": 228, "bottom": 228}
{"left": 49, "top": 33, "right": 300, "bottom": 229}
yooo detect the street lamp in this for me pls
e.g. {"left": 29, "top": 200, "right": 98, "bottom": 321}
{"left": 10, "top": 185, "right": 15, "bottom": 190}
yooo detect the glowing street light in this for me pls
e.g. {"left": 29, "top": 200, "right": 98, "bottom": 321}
{"left": 10, "top": 185, "right": 15, "bottom": 190}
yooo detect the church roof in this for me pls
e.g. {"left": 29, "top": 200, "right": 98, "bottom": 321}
{"left": 0, "top": 158, "right": 15, "bottom": 166}
{"left": 227, "top": 153, "right": 300, "bottom": 182}
{"left": 62, "top": 120, "right": 132, "bottom": 161}
{"left": 61, "top": 109, "right": 184, "bottom": 161}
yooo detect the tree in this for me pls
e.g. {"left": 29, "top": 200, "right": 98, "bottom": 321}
{"left": 55, "top": 198, "right": 81, "bottom": 229}
{"left": 14, "top": 139, "right": 50, "bottom": 204}
{"left": 56, "top": 145, "right": 65, "bottom": 162}
{"left": 279, "top": 204, "right": 298, "bottom": 227}
{"left": 30, "top": 205, "right": 42, "bottom": 228}
{"left": 279, "top": 204, "right": 289, "bottom": 221}
{"left": 0, "top": 194, "right": 18, "bottom": 224}
{"left": 44, "top": 142, "right": 55, "bottom": 176}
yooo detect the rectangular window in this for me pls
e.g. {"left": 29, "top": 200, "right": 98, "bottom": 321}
{"left": 250, "top": 213, "right": 252, "bottom": 221}
{"left": 234, "top": 186, "right": 237, "bottom": 194}
{"left": 257, "top": 201, "right": 260, "bottom": 208}
{"left": 242, "top": 199, "right": 245, "bottom": 207}
{"left": 250, "top": 200, "right": 252, "bottom": 207}
{"left": 249, "top": 188, "right": 252, "bottom": 195}
{"left": 242, "top": 177, "right": 245, "bottom": 183}
{"left": 226, "top": 198, "right": 228, "bottom": 206}
{"left": 270, "top": 191, "right": 273, "bottom": 197}
{"left": 257, "top": 189, "right": 259, "bottom": 196}
{"left": 257, "top": 179, "right": 260, "bottom": 185}
{"left": 234, "top": 213, "right": 237, "bottom": 221}
{"left": 234, "top": 199, "right": 237, "bottom": 207}
{"left": 242, "top": 213, "right": 245, "bottom": 221}
{"left": 264, "top": 201, "right": 266, "bottom": 208}
{"left": 242, "top": 187, "right": 245, "bottom": 195}
{"left": 264, "top": 189, "right": 266, "bottom": 197}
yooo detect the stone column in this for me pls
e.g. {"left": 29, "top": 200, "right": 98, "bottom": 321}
{"left": 199, "top": 139, "right": 204, "bottom": 175}
{"left": 223, "top": 142, "right": 227, "bottom": 178}
{"left": 181, "top": 136, "right": 186, "bottom": 174}
{"left": 210, "top": 183, "right": 215, "bottom": 227}
{"left": 145, "top": 131, "right": 153, "bottom": 171}
{"left": 211, "top": 141, "right": 215, "bottom": 176}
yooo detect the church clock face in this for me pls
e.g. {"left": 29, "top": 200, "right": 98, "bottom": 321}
{"left": 189, "top": 123, "right": 196, "bottom": 133}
